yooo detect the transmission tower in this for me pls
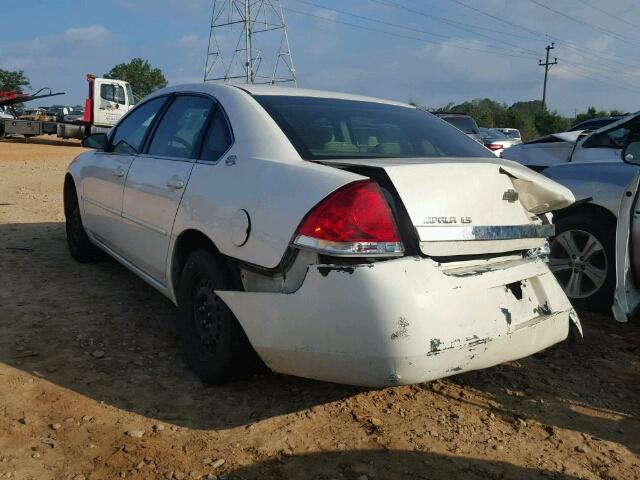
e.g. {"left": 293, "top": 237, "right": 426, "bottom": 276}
{"left": 203, "top": 0, "right": 297, "bottom": 86}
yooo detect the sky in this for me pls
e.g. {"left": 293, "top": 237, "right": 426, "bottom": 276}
{"left": 1, "top": 0, "right": 639, "bottom": 116}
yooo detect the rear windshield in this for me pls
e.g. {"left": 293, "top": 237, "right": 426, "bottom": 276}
{"left": 440, "top": 115, "right": 479, "bottom": 134}
{"left": 254, "top": 95, "right": 490, "bottom": 160}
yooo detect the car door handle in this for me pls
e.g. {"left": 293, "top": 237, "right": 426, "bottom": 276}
{"left": 166, "top": 179, "right": 185, "bottom": 190}
{"left": 112, "top": 168, "right": 125, "bottom": 177}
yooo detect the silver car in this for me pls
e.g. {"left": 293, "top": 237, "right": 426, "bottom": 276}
{"left": 479, "top": 127, "right": 521, "bottom": 157}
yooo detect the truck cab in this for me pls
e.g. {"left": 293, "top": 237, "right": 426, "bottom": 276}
{"left": 91, "top": 77, "right": 135, "bottom": 128}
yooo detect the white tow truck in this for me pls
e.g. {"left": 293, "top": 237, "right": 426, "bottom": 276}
{"left": 1, "top": 74, "right": 135, "bottom": 140}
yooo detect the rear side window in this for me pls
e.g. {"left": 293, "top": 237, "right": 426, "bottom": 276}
{"left": 200, "top": 107, "right": 233, "bottom": 161}
{"left": 111, "top": 96, "right": 166, "bottom": 154}
{"left": 441, "top": 115, "right": 479, "bottom": 134}
{"left": 254, "top": 95, "right": 489, "bottom": 160}
{"left": 148, "top": 95, "right": 214, "bottom": 159}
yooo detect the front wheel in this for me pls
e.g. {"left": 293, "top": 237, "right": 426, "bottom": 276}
{"left": 549, "top": 214, "right": 615, "bottom": 312}
{"left": 65, "top": 192, "right": 100, "bottom": 263}
{"left": 177, "top": 250, "right": 263, "bottom": 384}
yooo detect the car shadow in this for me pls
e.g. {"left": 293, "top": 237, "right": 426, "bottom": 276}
{"left": 0, "top": 221, "right": 362, "bottom": 431}
{"left": 1, "top": 220, "right": 638, "bottom": 451}
{"left": 227, "top": 449, "right": 584, "bottom": 480}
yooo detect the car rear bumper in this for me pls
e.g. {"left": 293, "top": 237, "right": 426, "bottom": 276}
{"left": 217, "top": 256, "right": 579, "bottom": 387}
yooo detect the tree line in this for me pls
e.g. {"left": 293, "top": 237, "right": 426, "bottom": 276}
{"left": 424, "top": 98, "right": 626, "bottom": 140}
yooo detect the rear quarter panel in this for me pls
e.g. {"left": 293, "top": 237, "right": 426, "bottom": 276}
{"left": 167, "top": 85, "right": 363, "bottom": 295}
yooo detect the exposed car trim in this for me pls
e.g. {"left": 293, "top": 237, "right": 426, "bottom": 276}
{"left": 417, "top": 224, "right": 555, "bottom": 242}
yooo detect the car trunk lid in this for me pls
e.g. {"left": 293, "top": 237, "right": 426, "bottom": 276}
{"left": 319, "top": 157, "right": 575, "bottom": 256}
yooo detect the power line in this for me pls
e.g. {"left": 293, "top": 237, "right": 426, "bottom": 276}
{"left": 446, "top": 0, "right": 640, "bottom": 69}
{"left": 555, "top": 63, "right": 640, "bottom": 93}
{"left": 575, "top": 0, "right": 640, "bottom": 30}
{"left": 282, "top": 6, "right": 537, "bottom": 60}
{"left": 292, "top": 0, "right": 540, "bottom": 57}
{"left": 526, "top": 0, "right": 640, "bottom": 48}
{"left": 366, "top": 0, "right": 541, "bottom": 56}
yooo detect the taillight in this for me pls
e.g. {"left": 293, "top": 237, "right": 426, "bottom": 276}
{"left": 293, "top": 180, "right": 404, "bottom": 256}
{"left": 486, "top": 143, "right": 504, "bottom": 151}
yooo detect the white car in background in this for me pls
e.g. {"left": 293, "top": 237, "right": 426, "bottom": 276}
{"left": 503, "top": 112, "right": 640, "bottom": 171}
{"left": 492, "top": 127, "right": 522, "bottom": 142}
{"left": 65, "top": 84, "right": 580, "bottom": 387}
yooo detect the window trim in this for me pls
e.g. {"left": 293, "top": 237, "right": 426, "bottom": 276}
{"left": 195, "top": 100, "right": 235, "bottom": 165}
{"left": 139, "top": 93, "right": 217, "bottom": 163}
{"left": 107, "top": 95, "right": 171, "bottom": 156}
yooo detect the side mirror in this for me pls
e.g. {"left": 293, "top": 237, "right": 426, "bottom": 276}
{"left": 622, "top": 140, "right": 640, "bottom": 165}
{"left": 82, "top": 133, "right": 108, "bottom": 150}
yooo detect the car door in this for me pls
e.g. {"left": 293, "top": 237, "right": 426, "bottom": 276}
{"left": 119, "top": 94, "right": 215, "bottom": 284}
{"left": 573, "top": 118, "right": 640, "bottom": 163}
{"left": 82, "top": 96, "right": 167, "bottom": 250}
{"left": 94, "top": 79, "right": 129, "bottom": 126}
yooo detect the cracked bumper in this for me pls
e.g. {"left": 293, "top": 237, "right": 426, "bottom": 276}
{"left": 217, "top": 256, "right": 578, "bottom": 387}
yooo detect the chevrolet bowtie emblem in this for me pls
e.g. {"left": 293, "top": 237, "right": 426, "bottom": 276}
{"left": 502, "top": 189, "right": 519, "bottom": 202}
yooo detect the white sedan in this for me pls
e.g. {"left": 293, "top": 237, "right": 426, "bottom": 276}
{"left": 65, "top": 84, "right": 580, "bottom": 386}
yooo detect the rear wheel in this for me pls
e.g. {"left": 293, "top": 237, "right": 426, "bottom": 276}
{"left": 549, "top": 214, "right": 615, "bottom": 311}
{"left": 177, "top": 249, "right": 263, "bottom": 384}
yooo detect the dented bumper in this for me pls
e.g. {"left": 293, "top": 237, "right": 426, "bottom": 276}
{"left": 217, "top": 256, "right": 578, "bottom": 387}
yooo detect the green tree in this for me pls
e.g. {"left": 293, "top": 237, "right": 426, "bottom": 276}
{"left": 534, "top": 109, "right": 570, "bottom": 136}
{"left": 104, "top": 58, "right": 167, "bottom": 99}
{"left": 0, "top": 69, "right": 30, "bottom": 92}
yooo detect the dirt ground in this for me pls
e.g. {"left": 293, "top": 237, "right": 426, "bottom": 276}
{"left": 0, "top": 136, "right": 639, "bottom": 480}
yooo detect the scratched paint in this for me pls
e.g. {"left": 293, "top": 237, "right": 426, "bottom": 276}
{"left": 390, "top": 317, "right": 410, "bottom": 340}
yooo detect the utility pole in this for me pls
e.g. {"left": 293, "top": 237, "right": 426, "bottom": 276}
{"left": 204, "top": 0, "right": 297, "bottom": 86}
{"left": 539, "top": 43, "right": 558, "bottom": 111}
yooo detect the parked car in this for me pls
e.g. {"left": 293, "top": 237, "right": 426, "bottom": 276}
{"left": 492, "top": 127, "right": 522, "bottom": 142}
{"left": 503, "top": 112, "right": 639, "bottom": 171}
{"left": 568, "top": 115, "right": 626, "bottom": 132}
{"left": 522, "top": 114, "right": 640, "bottom": 314}
{"left": 435, "top": 112, "right": 483, "bottom": 143}
{"left": 479, "top": 127, "right": 521, "bottom": 157}
{"left": 46, "top": 105, "right": 71, "bottom": 122}
{"left": 63, "top": 107, "right": 84, "bottom": 123}
{"left": 65, "top": 84, "right": 579, "bottom": 386}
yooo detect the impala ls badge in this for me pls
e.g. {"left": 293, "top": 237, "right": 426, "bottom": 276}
{"left": 502, "top": 189, "right": 519, "bottom": 202}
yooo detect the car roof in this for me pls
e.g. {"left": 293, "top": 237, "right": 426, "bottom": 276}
{"left": 161, "top": 83, "right": 415, "bottom": 109}
{"left": 236, "top": 84, "right": 413, "bottom": 107}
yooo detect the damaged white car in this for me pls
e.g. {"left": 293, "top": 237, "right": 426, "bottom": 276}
{"left": 64, "top": 84, "right": 580, "bottom": 387}
{"left": 504, "top": 111, "right": 640, "bottom": 172}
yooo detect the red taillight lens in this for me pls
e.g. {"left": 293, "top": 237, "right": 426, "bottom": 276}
{"left": 294, "top": 180, "right": 404, "bottom": 256}
{"left": 486, "top": 143, "right": 504, "bottom": 151}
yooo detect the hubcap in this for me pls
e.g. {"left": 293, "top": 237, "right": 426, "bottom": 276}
{"left": 549, "top": 229, "right": 607, "bottom": 299}
{"left": 192, "top": 278, "right": 223, "bottom": 353}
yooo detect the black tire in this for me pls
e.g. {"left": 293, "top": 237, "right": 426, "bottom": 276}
{"left": 65, "top": 189, "right": 100, "bottom": 263}
{"left": 549, "top": 213, "right": 615, "bottom": 312}
{"left": 177, "top": 249, "right": 263, "bottom": 384}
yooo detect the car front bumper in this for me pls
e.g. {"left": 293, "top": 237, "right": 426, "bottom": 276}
{"left": 217, "top": 256, "right": 579, "bottom": 387}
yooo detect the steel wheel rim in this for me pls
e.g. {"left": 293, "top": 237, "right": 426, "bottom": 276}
{"left": 192, "top": 278, "right": 223, "bottom": 354}
{"left": 549, "top": 229, "right": 607, "bottom": 299}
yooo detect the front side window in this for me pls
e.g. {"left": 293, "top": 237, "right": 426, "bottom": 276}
{"left": 110, "top": 96, "right": 166, "bottom": 154}
{"left": 101, "top": 84, "right": 126, "bottom": 105}
{"left": 147, "top": 95, "right": 214, "bottom": 159}
{"left": 254, "top": 96, "right": 490, "bottom": 160}
{"left": 200, "top": 107, "right": 233, "bottom": 161}
{"left": 586, "top": 119, "right": 640, "bottom": 149}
